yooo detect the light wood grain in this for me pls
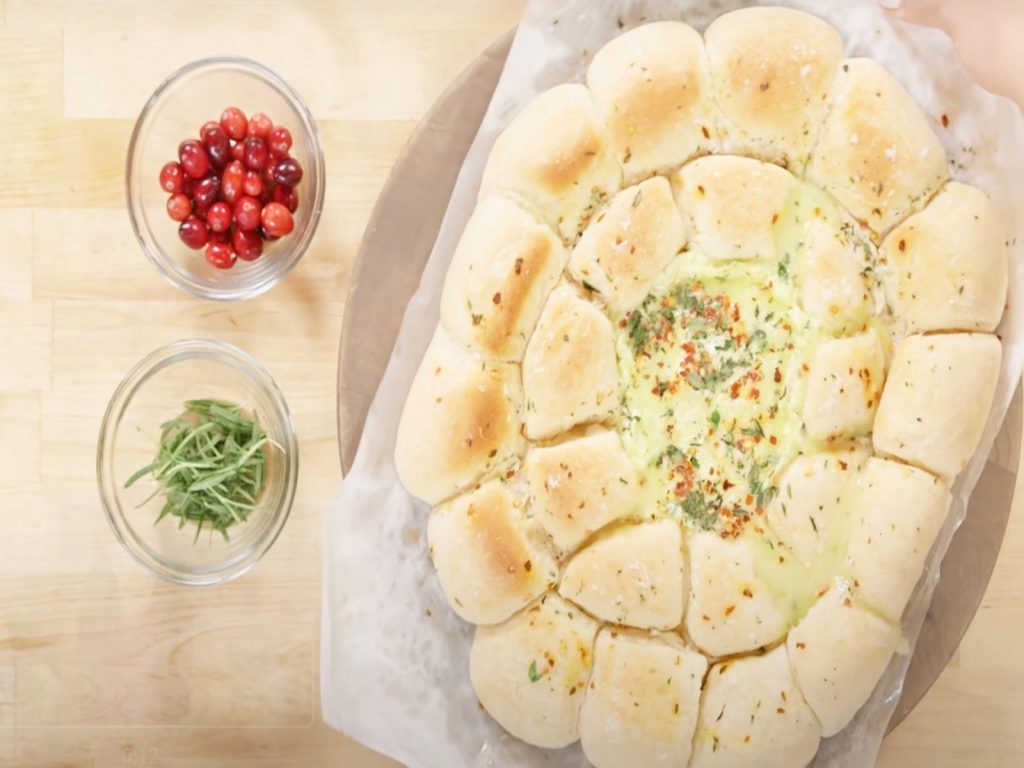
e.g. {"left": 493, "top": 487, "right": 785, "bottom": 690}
{"left": 0, "top": 1, "right": 1020, "bottom": 766}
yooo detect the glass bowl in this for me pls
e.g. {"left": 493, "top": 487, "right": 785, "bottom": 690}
{"left": 97, "top": 339, "right": 299, "bottom": 585}
{"left": 126, "top": 57, "right": 325, "bottom": 300}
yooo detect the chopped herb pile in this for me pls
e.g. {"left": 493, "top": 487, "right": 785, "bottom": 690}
{"left": 124, "top": 399, "right": 274, "bottom": 542}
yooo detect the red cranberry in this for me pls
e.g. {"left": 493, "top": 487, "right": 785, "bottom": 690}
{"left": 234, "top": 195, "right": 262, "bottom": 231}
{"left": 193, "top": 175, "right": 221, "bottom": 209}
{"left": 178, "top": 217, "right": 209, "bottom": 249}
{"left": 178, "top": 139, "right": 210, "bottom": 179}
{"left": 199, "top": 121, "right": 221, "bottom": 140}
{"left": 205, "top": 241, "right": 237, "bottom": 269}
{"left": 166, "top": 193, "right": 192, "bottom": 222}
{"left": 242, "top": 169, "right": 264, "bottom": 197}
{"left": 221, "top": 160, "right": 244, "bottom": 204}
{"left": 231, "top": 141, "right": 246, "bottom": 162}
{"left": 261, "top": 202, "right": 294, "bottom": 237}
{"left": 267, "top": 126, "right": 293, "bottom": 157}
{"left": 232, "top": 228, "right": 264, "bottom": 261}
{"left": 243, "top": 137, "right": 269, "bottom": 171}
{"left": 220, "top": 107, "right": 248, "bottom": 141}
{"left": 272, "top": 183, "right": 299, "bottom": 212}
{"left": 202, "top": 124, "right": 230, "bottom": 169}
{"left": 259, "top": 225, "right": 280, "bottom": 242}
{"left": 206, "top": 201, "right": 233, "bottom": 233}
{"left": 159, "top": 161, "right": 186, "bottom": 193}
{"left": 209, "top": 229, "right": 230, "bottom": 244}
{"left": 270, "top": 157, "right": 303, "bottom": 187}
{"left": 258, "top": 184, "right": 273, "bottom": 206}
{"left": 246, "top": 112, "right": 273, "bottom": 140}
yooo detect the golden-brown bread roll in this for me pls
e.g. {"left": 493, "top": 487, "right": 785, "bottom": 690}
{"left": 847, "top": 457, "right": 951, "bottom": 622}
{"left": 480, "top": 84, "right": 622, "bottom": 242}
{"left": 802, "top": 329, "right": 887, "bottom": 441}
{"left": 559, "top": 519, "right": 685, "bottom": 630}
{"left": 808, "top": 58, "right": 948, "bottom": 234}
{"left": 470, "top": 592, "right": 600, "bottom": 749}
{"left": 428, "top": 480, "right": 557, "bottom": 625}
{"left": 690, "top": 645, "right": 821, "bottom": 768}
{"left": 587, "top": 21, "right": 716, "bottom": 181}
{"left": 703, "top": 7, "right": 843, "bottom": 170}
{"left": 880, "top": 182, "right": 1007, "bottom": 334}
{"left": 569, "top": 176, "right": 687, "bottom": 314}
{"left": 440, "top": 196, "right": 566, "bottom": 361}
{"left": 525, "top": 430, "right": 642, "bottom": 554}
{"left": 394, "top": 329, "right": 524, "bottom": 505}
{"left": 579, "top": 628, "right": 706, "bottom": 768}
{"left": 671, "top": 154, "right": 797, "bottom": 261}
{"left": 684, "top": 532, "right": 789, "bottom": 656}
{"left": 787, "top": 585, "right": 901, "bottom": 737}
{"left": 873, "top": 333, "right": 1001, "bottom": 480}
{"left": 522, "top": 285, "right": 619, "bottom": 440}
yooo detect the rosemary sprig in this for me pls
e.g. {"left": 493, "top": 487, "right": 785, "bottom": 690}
{"left": 125, "top": 399, "right": 275, "bottom": 542}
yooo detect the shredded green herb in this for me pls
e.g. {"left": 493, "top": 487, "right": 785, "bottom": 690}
{"left": 528, "top": 660, "right": 542, "bottom": 682}
{"left": 124, "top": 399, "right": 274, "bottom": 542}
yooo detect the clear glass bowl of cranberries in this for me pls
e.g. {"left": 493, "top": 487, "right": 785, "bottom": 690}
{"left": 126, "top": 58, "right": 324, "bottom": 300}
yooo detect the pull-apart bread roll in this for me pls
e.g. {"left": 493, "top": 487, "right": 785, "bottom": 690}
{"left": 704, "top": 7, "right": 843, "bottom": 170}
{"left": 790, "top": 202, "right": 876, "bottom": 335}
{"left": 394, "top": 329, "right": 523, "bottom": 505}
{"left": 440, "top": 196, "right": 566, "bottom": 361}
{"left": 671, "top": 155, "right": 797, "bottom": 260}
{"left": 787, "top": 585, "right": 901, "bottom": 737}
{"left": 846, "top": 458, "right": 951, "bottom": 622}
{"left": 690, "top": 645, "right": 822, "bottom": 768}
{"left": 586, "top": 21, "right": 716, "bottom": 181}
{"left": 480, "top": 84, "right": 621, "bottom": 243}
{"left": 428, "top": 480, "right": 557, "bottom": 626}
{"left": 801, "top": 329, "right": 887, "bottom": 441}
{"left": 569, "top": 176, "right": 687, "bottom": 315}
{"left": 880, "top": 182, "right": 1008, "bottom": 335}
{"left": 525, "top": 430, "right": 642, "bottom": 553}
{"left": 873, "top": 333, "right": 1000, "bottom": 480}
{"left": 684, "top": 532, "right": 789, "bottom": 657}
{"left": 766, "top": 448, "right": 868, "bottom": 569}
{"left": 470, "top": 593, "right": 600, "bottom": 749}
{"left": 808, "top": 58, "right": 948, "bottom": 234}
{"left": 579, "top": 628, "right": 706, "bottom": 768}
{"left": 522, "top": 285, "right": 619, "bottom": 439}
{"left": 559, "top": 519, "right": 685, "bottom": 630}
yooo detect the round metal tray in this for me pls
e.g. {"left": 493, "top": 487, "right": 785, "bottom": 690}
{"left": 336, "top": 30, "right": 1022, "bottom": 731}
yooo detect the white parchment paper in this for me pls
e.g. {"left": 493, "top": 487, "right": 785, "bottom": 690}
{"left": 322, "top": 1, "right": 1024, "bottom": 766}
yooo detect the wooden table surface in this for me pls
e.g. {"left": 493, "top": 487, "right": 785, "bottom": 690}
{"left": 0, "top": 1, "right": 1020, "bottom": 766}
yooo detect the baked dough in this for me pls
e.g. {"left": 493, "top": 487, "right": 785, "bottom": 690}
{"left": 808, "top": 58, "right": 948, "bottom": 234}
{"left": 394, "top": 328, "right": 523, "bottom": 505}
{"left": 440, "top": 195, "right": 566, "bottom": 361}
{"left": 559, "top": 519, "right": 685, "bottom": 630}
{"left": 847, "top": 457, "right": 951, "bottom": 622}
{"left": 579, "top": 628, "right": 706, "bottom": 768}
{"left": 787, "top": 585, "right": 901, "bottom": 737}
{"left": 880, "top": 182, "right": 1008, "bottom": 334}
{"left": 525, "top": 429, "right": 642, "bottom": 553}
{"left": 569, "top": 175, "right": 687, "bottom": 314}
{"left": 396, "top": 8, "right": 1007, "bottom": 762}
{"left": 672, "top": 155, "right": 797, "bottom": 261}
{"left": 428, "top": 479, "right": 557, "bottom": 625}
{"left": 873, "top": 333, "right": 1000, "bottom": 480}
{"left": 480, "top": 84, "right": 622, "bottom": 242}
{"left": 587, "top": 21, "right": 715, "bottom": 180}
{"left": 690, "top": 645, "right": 822, "bottom": 768}
{"left": 801, "top": 329, "right": 887, "bottom": 441}
{"left": 470, "top": 592, "right": 600, "bottom": 748}
{"left": 704, "top": 6, "right": 842, "bottom": 170}
{"left": 522, "top": 284, "right": 619, "bottom": 440}
{"left": 684, "top": 532, "right": 790, "bottom": 657}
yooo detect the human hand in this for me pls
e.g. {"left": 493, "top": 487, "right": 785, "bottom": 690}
{"left": 881, "top": 0, "right": 1024, "bottom": 107}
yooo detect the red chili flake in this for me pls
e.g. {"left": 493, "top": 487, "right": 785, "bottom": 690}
{"left": 941, "top": 113, "right": 950, "bottom": 128}
{"left": 513, "top": 257, "right": 523, "bottom": 275}
{"left": 492, "top": 292, "right": 502, "bottom": 304}
{"left": 774, "top": 368, "right": 782, "bottom": 383}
